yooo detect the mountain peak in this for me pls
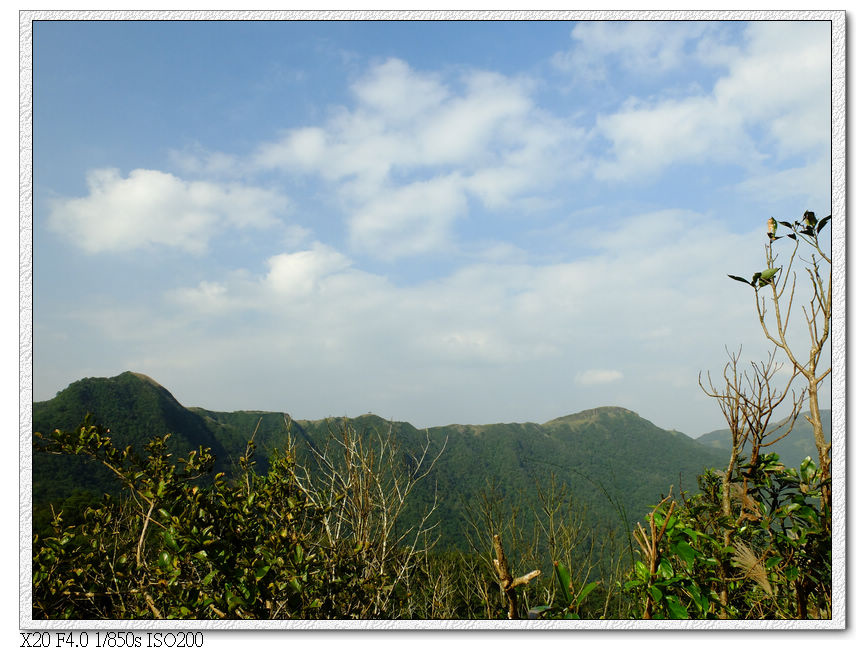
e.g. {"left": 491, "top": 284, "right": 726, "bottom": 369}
{"left": 124, "top": 371, "right": 165, "bottom": 389}
{"left": 543, "top": 406, "right": 639, "bottom": 427}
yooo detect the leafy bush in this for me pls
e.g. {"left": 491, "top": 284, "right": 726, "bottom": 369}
{"left": 621, "top": 454, "right": 830, "bottom": 619}
{"left": 33, "top": 417, "right": 442, "bottom": 619}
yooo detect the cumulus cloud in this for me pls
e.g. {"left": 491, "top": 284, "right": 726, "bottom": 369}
{"left": 48, "top": 168, "right": 288, "bottom": 253}
{"left": 352, "top": 58, "right": 449, "bottom": 123}
{"left": 592, "top": 22, "right": 830, "bottom": 183}
{"left": 265, "top": 243, "right": 353, "bottom": 296}
{"left": 245, "top": 58, "right": 585, "bottom": 259}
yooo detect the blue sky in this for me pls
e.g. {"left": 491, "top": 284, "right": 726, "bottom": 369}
{"left": 31, "top": 18, "right": 833, "bottom": 435}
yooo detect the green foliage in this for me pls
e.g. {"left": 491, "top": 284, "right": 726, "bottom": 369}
{"left": 32, "top": 419, "right": 433, "bottom": 619}
{"left": 529, "top": 561, "right": 599, "bottom": 619}
{"left": 38, "top": 373, "right": 830, "bottom": 620}
{"left": 621, "top": 453, "right": 830, "bottom": 619}
{"left": 32, "top": 372, "right": 231, "bottom": 509}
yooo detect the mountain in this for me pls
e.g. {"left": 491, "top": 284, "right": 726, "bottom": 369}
{"left": 32, "top": 371, "right": 230, "bottom": 504}
{"left": 32, "top": 372, "right": 732, "bottom": 548}
{"left": 694, "top": 409, "right": 831, "bottom": 470}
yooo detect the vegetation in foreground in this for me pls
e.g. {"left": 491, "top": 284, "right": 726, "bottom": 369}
{"left": 31, "top": 212, "right": 832, "bottom": 620}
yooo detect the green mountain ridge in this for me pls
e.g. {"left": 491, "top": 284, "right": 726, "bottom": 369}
{"left": 32, "top": 371, "right": 230, "bottom": 505}
{"left": 33, "top": 371, "right": 821, "bottom": 549}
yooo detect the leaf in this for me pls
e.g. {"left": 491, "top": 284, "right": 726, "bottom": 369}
{"left": 554, "top": 561, "right": 573, "bottom": 600}
{"left": 665, "top": 596, "right": 689, "bottom": 619}
{"left": 201, "top": 569, "right": 219, "bottom": 587}
{"left": 685, "top": 583, "right": 708, "bottom": 614}
{"left": 572, "top": 581, "right": 599, "bottom": 609}
{"left": 778, "top": 220, "right": 792, "bottom": 228}
{"left": 158, "top": 551, "right": 172, "bottom": 571}
{"left": 817, "top": 215, "right": 831, "bottom": 233}
{"left": 163, "top": 531, "right": 180, "bottom": 552}
{"left": 225, "top": 587, "right": 244, "bottom": 609}
{"left": 674, "top": 540, "right": 697, "bottom": 572}
{"left": 796, "top": 505, "right": 817, "bottom": 523}
{"left": 528, "top": 605, "right": 552, "bottom": 620}
{"left": 800, "top": 457, "right": 817, "bottom": 484}
{"left": 657, "top": 557, "right": 674, "bottom": 580}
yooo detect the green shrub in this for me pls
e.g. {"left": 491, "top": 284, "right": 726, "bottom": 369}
{"left": 33, "top": 417, "right": 441, "bottom": 619}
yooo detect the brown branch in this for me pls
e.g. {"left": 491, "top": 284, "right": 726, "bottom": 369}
{"left": 492, "top": 534, "right": 540, "bottom": 619}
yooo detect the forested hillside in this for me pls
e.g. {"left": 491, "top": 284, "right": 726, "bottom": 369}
{"left": 30, "top": 368, "right": 832, "bottom": 620}
{"left": 32, "top": 372, "right": 229, "bottom": 506}
{"left": 32, "top": 372, "right": 730, "bottom": 549}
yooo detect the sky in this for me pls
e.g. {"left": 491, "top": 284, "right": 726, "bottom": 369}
{"left": 30, "top": 17, "right": 835, "bottom": 436}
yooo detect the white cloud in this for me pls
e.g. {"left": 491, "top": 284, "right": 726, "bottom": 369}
{"left": 352, "top": 58, "right": 448, "bottom": 123}
{"left": 713, "top": 22, "right": 830, "bottom": 157}
{"left": 254, "top": 127, "right": 330, "bottom": 172}
{"left": 591, "top": 22, "right": 830, "bottom": 184}
{"left": 245, "top": 58, "right": 585, "bottom": 258}
{"left": 594, "top": 94, "right": 748, "bottom": 181}
{"left": 163, "top": 208, "right": 761, "bottom": 379}
{"left": 416, "top": 70, "right": 532, "bottom": 165}
{"left": 735, "top": 158, "right": 830, "bottom": 209}
{"left": 576, "top": 369, "right": 624, "bottom": 386}
{"left": 265, "top": 243, "right": 353, "bottom": 297}
{"left": 554, "top": 21, "right": 713, "bottom": 80}
{"left": 48, "top": 168, "right": 288, "bottom": 253}
{"left": 348, "top": 174, "right": 468, "bottom": 257}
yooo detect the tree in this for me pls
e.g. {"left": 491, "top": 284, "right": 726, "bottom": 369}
{"left": 728, "top": 211, "right": 832, "bottom": 510}
{"left": 621, "top": 210, "right": 833, "bottom": 619}
{"left": 698, "top": 346, "right": 802, "bottom": 613}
